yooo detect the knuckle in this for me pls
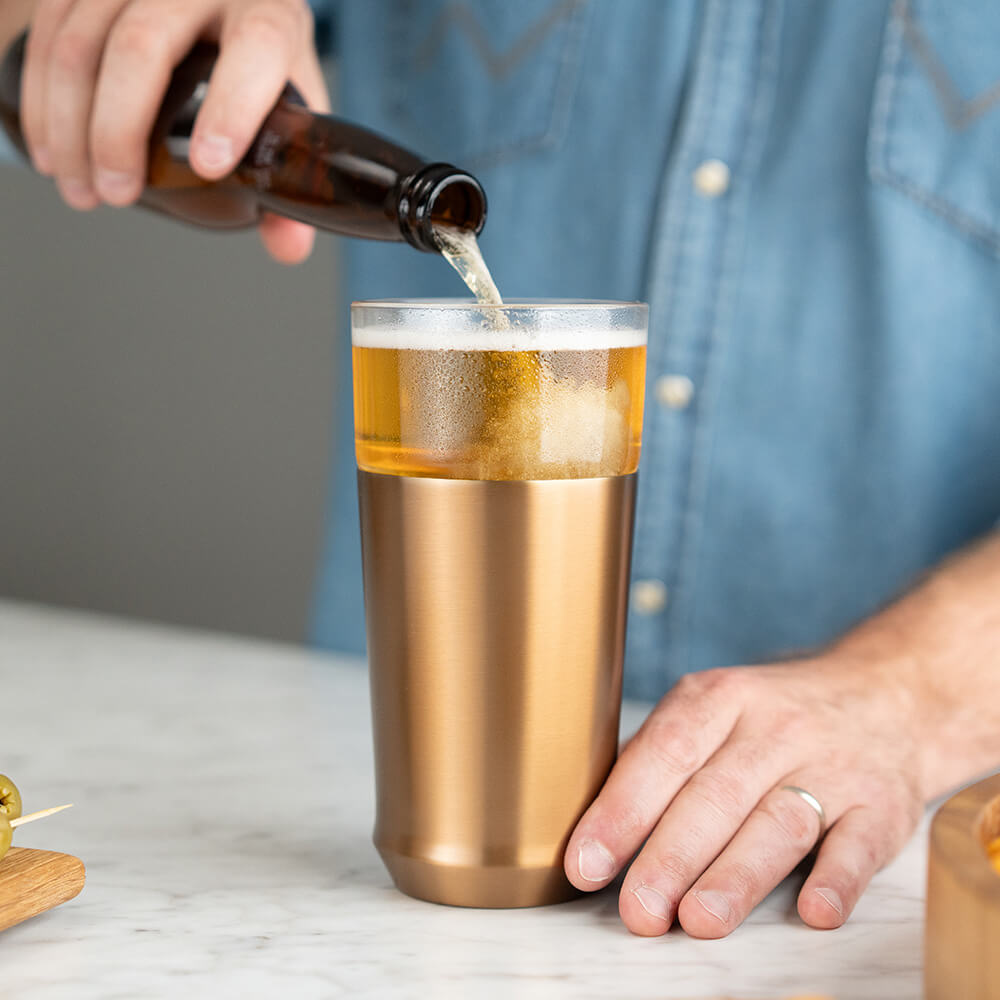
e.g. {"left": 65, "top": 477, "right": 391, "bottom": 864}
{"left": 701, "top": 666, "right": 741, "bottom": 695}
{"left": 238, "top": 1, "right": 304, "bottom": 46}
{"left": 607, "top": 798, "right": 652, "bottom": 844}
{"left": 51, "top": 30, "right": 96, "bottom": 77}
{"left": 649, "top": 849, "right": 695, "bottom": 889}
{"left": 727, "top": 737, "right": 769, "bottom": 776}
{"left": 645, "top": 725, "right": 702, "bottom": 777}
{"left": 761, "top": 793, "right": 819, "bottom": 849}
{"left": 770, "top": 709, "right": 807, "bottom": 745}
{"left": 676, "top": 667, "right": 745, "bottom": 706}
{"left": 90, "top": 120, "right": 143, "bottom": 173}
{"left": 687, "top": 770, "right": 748, "bottom": 822}
{"left": 670, "top": 671, "right": 703, "bottom": 698}
{"left": 723, "top": 858, "right": 759, "bottom": 899}
{"left": 109, "top": 15, "right": 166, "bottom": 64}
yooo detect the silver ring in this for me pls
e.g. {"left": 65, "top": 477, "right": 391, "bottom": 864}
{"left": 781, "top": 785, "right": 827, "bottom": 837}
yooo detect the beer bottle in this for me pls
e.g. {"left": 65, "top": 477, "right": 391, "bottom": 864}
{"left": 0, "top": 31, "right": 486, "bottom": 251}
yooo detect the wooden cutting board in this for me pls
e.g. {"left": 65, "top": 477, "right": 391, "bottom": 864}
{"left": 0, "top": 847, "right": 85, "bottom": 931}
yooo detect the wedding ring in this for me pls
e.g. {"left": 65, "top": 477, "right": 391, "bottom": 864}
{"left": 781, "top": 785, "right": 827, "bottom": 837}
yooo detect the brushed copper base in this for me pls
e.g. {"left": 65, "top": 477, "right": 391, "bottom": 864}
{"left": 380, "top": 850, "right": 582, "bottom": 909}
{"left": 358, "top": 471, "right": 637, "bottom": 908}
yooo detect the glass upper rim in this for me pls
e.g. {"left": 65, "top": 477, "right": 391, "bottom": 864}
{"left": 351, "top": 298, "right": 648, "bottom": 311}
{"left": 351, "top": 299, "right": 647, "bottom": 349}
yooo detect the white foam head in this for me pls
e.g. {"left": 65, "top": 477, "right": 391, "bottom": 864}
{"left": 351, "top": 300, "right": 648, "bottom": 351}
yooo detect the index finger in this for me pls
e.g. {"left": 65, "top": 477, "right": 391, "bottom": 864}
{"left": 88, "top": 0, "right": 210, "bottom": 203}
{"left": 21, "top": 0, "right": 79, "bottom": 172}
{"left": 564, "top": 670, "right": 742, "bottom": 891}
{"left": 189, "top": 0, "right": 313, "bottom": 178}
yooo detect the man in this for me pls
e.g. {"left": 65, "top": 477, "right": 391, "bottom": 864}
{"left": 3, "top": 0, "right": 999, "bottom": 939}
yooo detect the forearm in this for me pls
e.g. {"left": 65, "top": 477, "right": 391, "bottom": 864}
{"left": 834, "top": 530, "right": 1000, "bottom": 801}
{"left": 0, "top": 0, "right": 34, "bottom": 53}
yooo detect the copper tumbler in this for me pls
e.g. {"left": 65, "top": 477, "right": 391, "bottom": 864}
{"left": 352, "top": 300, "right": 648, "bottom": 907}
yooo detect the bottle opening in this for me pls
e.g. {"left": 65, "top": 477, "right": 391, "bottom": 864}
{"left": 428, "top": 177, "right": 487, "bottom": 234}
{"left": 398, "top": 163, "right": 488, "bottom": 252}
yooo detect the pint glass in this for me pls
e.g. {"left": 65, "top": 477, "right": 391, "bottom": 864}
{"left": 353, "top": 300, "right": 648, "bottom": 907}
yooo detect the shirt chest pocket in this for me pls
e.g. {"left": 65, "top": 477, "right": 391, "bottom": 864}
{"left": 868, "top": 0, "right": 1000, "bottom": 258}
{"left": 383, "top": 0, "right": 589, "bottom": 168}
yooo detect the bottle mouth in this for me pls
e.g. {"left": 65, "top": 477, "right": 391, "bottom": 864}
{"left": 398, "top": 163, "right": 488, "bottom": 253}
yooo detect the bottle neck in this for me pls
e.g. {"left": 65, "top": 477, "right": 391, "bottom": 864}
{"left": 395, "top": 163, "right": 488, "bottom": 252}
{"left": 0, "top": 31, "right": 489, "bottom": 250}
{"left": 239, "top": 104, "right": 487, "bottom": 251}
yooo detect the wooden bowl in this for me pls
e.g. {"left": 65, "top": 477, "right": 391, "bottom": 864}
{"left": 925, "top": 772, "right": 1000, "bottom": 999}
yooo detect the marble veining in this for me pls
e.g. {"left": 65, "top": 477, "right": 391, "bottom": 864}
{"left": 0, "top": 601, "right": 926, "bottom": 999}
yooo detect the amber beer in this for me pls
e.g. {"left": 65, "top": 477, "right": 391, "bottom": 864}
{"left": 353, "top": 343, "right": 645, "bottom": 480}
{"left": 353, "top": 300, "right": 646, "bottom": 480}
{"left": 354, "top": 301, "right": 648, "bottom": 909}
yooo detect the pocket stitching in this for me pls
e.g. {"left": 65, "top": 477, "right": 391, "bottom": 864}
{"left": 412, "top": 0, "right": 582, "bottom": 80}
{"left": 386, "top": 0, "right": 590, "bottom": 168}
{"left": 868, "top": 0, "right": 1000, "bottom": 257}
{"left": 457, "top": 0, "right": 589, "bottom": 167}
{"left": 899, "top": 0, "right": 1000, "bottom": 130}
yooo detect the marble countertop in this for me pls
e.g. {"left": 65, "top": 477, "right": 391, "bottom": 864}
{"left": 1, "top": 600, "right": 926, "bottom": 999}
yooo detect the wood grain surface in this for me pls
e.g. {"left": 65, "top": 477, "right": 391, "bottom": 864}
{"left": 0, "top": 847, "right": 85, "bottom": 932}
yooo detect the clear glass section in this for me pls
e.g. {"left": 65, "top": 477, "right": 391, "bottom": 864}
{"left": 351, "top": 300, "right": 648, "bottom": 481}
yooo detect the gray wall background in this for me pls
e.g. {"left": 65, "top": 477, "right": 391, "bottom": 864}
{"left": 0, "top": 165, "right": 340, "bottom": 642}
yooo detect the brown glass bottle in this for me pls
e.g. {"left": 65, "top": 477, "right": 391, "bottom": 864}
{"left": 0, "top": 31, "right": 486, "bottom": 251}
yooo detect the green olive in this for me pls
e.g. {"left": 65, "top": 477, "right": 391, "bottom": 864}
{"left": 0, "top": 775, "right": 21, "bottom": 822}
{"left": 0, "top": 814, "right": 10, "bottom": 863}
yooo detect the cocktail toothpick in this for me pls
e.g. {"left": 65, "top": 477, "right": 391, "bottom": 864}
{"left": 9, "top": 804, "right": 73, "bottom": 829}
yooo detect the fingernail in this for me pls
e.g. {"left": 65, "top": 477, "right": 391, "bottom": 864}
{"left": 577, "top": 840, "right": 615, "bottom": 883}
{"left": 631, "top": 883, "right": 670, "bottom": 922}
{"left": 33, "top": 147, "right": 51, "bottom": 174}
{"left": 195, "top": 133, "right": 234, "bottom": 171}
{"left": 813, "top": 887, "right": 843, "bottom": 916}
{"left": 95, "top": 169, "right": 138, "bottom": 203}
{"left": 60, "top": 179, "right": 97, "bottom": 209}
{"left": 693, "top": 889, "right": 731, "bottom": 925}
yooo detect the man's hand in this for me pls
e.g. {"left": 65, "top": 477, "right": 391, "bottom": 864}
{"left": 566, "top": 531, "right": 1000, "bottom": 938}
{"left": 565, "top": 656, "right": 924, "bottom": 937}
{"left": 20, "top": 0, "right": 329, "bottom": 263}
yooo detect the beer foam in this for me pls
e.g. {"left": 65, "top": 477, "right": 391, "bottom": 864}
{"left": 351, "top": 324, "right": 647, "bottom": 352}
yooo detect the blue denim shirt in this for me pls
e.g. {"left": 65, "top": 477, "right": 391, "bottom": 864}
{"left": 5, "top": 3, "right": 996, "bottom": 701}
{"left": 311, "top": 0, "right": 1000, "bottom": 701}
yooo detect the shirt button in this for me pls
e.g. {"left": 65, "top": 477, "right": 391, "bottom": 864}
{"left": 655, "top": 374, "right": 694, "bottom": 410}
{"left": 692, "top": 158, "right": 731, "bottom": 198}
{"left": 632, "top": 579, "right": 668, "bottom": 616}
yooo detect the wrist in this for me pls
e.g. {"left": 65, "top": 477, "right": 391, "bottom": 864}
{"left": 829, "top": 536, "right": 1000, "bottom": 801}
{"left": 824, "top": 629, "right": 935, "bottom": 797}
